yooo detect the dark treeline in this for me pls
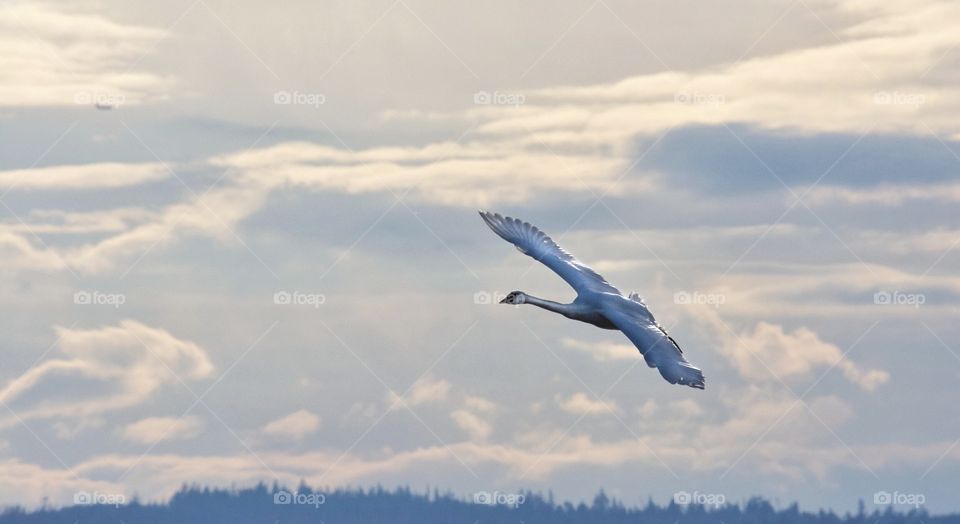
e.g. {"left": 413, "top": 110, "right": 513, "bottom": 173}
{"left": 0, "top": 483, "right": 950, "bottom": 524}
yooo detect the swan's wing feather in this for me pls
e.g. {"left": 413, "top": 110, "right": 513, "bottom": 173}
{"left": 602, "top": 300, "right": 705, "bottom": 389}
{"left": 479, "top": 211, "right": 618, "bottom": 294}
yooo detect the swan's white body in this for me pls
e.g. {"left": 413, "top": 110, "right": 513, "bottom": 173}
{"left": 480, "top": 211, "right": 705, "bottom": 389}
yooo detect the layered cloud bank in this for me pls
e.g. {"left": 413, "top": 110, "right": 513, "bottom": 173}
{"left": 0, "top": 3, "right": 172, "bottom": 107}
{"left": 0, "top": 0, "right": 958, "bottom": 513}
{"left": 0, "top": 321, "right": 213, "bottom": 424}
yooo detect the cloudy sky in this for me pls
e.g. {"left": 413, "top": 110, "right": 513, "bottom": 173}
{"left": 2, "top": 0, "right": 959, "bottom": 513}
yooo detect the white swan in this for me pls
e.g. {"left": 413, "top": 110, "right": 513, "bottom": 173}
{"left": 480, "top": 211, "right": 705, "bottom": 389}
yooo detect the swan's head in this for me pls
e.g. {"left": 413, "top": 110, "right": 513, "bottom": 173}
{"left": 499, "top": 291, "right": 526, "bottom": 305}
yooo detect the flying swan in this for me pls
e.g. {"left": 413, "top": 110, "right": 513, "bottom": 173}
{"left": 479, "top": 211, "right": 705, "bottom": 389}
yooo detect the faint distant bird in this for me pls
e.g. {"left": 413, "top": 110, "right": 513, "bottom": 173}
{"left": 479, "top": 211, "right": 705, "bottom": 389}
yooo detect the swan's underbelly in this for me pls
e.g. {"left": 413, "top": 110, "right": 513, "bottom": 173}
{"left": 570, "top": 311, "right": 618, "bottom": 330}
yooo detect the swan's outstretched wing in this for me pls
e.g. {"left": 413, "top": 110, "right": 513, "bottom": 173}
{"left": 479, "top": 211, "right": 618, "bottom": 295}
{"left": 602, "top": 300, "right": 705, "bottom": 389}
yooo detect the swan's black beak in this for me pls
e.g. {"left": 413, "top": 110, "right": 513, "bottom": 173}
{"left": 499, "top": 297, "right": 509, "bottom": 304}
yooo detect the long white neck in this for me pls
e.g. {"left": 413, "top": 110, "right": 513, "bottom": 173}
{"left": 523, "top": 294, "right": 579, "bottom": 317}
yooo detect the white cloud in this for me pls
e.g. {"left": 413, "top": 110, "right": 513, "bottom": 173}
{"left": 555, "top": 392, "right": 620, "bottom": 416}
{"left": 212, "top": 140, "right": 646, "bottom": 208}
{"left": 0, "top": 320, "right": 214, "bottom": 424}
{"left": 0, "top": 459, "right": 127, "bottom": 510}
{"left": 122, "top": 416, "right": 203, "bottom": 444}
{"left": 0, "top": 160, "right": 266, "bottom": 275}
{"left": 463, "top": 395, "right": 497, "bottom": 414}
{"left": 853, "top": 228, "right": 960, "bottom": 255}
{"left": 721, "top": 321, "right": 889, "bottom": 391}
{"left": 0, "top": 141, "right": 623, "bottom": 273}
{"left": 1, "top": 428, "right": 955, "bottom": 509}
{"left": 637, "top": 399, "right": 657, "bottom": 418}
{"left": 560, "top": 337, "right": 637, "bottom": 362}
{"left": 262, "top": 410, "right": 321, "bottom": 441}
{"left": 0, "top": 162, "right": 167, "bottom": 190}
{"left": 475, "top": 0, "right": 960, "bottom": 149}
{"left": 450, "top": 394, "right": 496, "bottom": 441}
{"left": 669, "top": 399, "right": 704, "bottom": 418}
{"left": 450, "top": 409, "right": 491, "bottom": 441}
{"left": 387, "top": 375, "right": 451, "bottom": 407}
{"left": 0, "top": 177, "right": 266, "bottom": 274}
{"left": 0, "top": 3, "right": 172, "bottom": 107}
{"left": 1, "top": 208, "right": 159, "bottom": 235}
{"left": 72, "top": 181, "right": 268, "bottom": 273}
{"left": 0, "top": 231, "right": 71, "bottom": 271}
{"left": 805, "top": 183, "right": 960, "bottom": 207}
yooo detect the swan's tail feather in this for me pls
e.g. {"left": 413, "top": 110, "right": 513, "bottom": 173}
{"left": 658, "top": 361, "right": 705, "bottom": 390}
